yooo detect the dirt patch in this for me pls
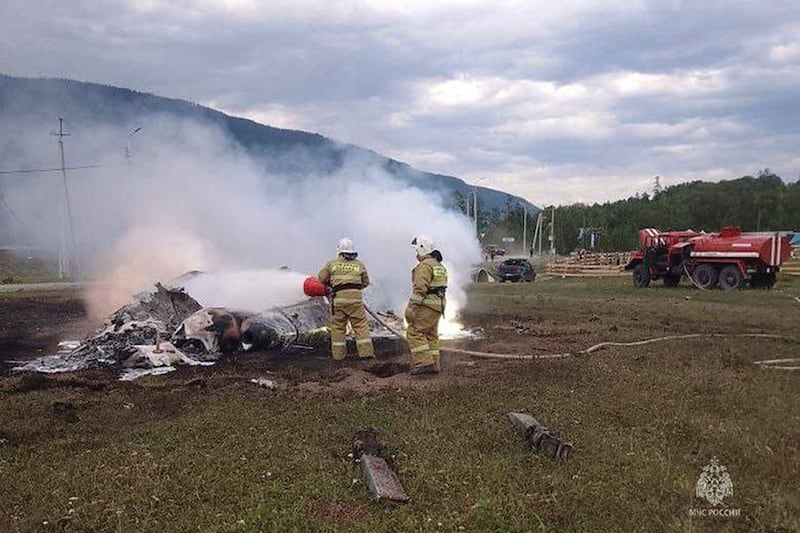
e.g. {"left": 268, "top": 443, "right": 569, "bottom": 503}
{"left": 364, "top": 361, "right": 410, "bottom": 378}
{"left": 10, "top": 371, "right": 112, "bottom": 393}
{"left": 50, "top": 400, "right": 80, "bottom": 423}
{"left": 307, "top": 499, "right": 374, "bottom": 525}
{"left": 0, "top": 290, "right": 94, "bottom": 367}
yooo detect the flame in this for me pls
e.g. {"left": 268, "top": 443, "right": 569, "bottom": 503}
{"left": 439, "top": 297, "right": 473, "bottom": 339}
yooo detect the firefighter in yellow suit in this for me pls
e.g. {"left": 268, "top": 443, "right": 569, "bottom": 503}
{"left": 405, "top": 235, "right": 448, "bottom": 375}
{"left": 317, "top": 238, "right": 374, "bottom": 361}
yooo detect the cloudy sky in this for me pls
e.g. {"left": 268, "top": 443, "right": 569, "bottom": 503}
{"left": 1, "top": 0, "right": 799, "bottom": 205}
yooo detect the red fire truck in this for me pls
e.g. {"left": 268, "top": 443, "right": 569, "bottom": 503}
{"left": 624, "top": 227, "right": 791, "bottom": 289}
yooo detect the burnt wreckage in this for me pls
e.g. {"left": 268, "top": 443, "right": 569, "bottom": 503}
{"left": 13, "top": 276, "right": 405, "bottom": 379}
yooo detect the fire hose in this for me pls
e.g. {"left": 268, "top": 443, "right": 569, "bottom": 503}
{"left": 369, "top": 307, "right": 799, "bottom": 369}
{"left": 364, "top": 305, "right": 406, "bottom": 340}
{"left": 365, "top": 304, "right": 799, "bottom": 369}
{"left": 441, "top": 333, "right": 800, "bottom": 370}
{"left": 683, "top": 263, "right": 707, "bottom": 290}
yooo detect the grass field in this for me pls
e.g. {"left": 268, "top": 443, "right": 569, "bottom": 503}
{"left": 0, "top": 251, "right": 62, "bottom": 284}
{"left": 1, "top": 276, "right": 798, "bottom": 531}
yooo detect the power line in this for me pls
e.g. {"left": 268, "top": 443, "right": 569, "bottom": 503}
{"left": 0, "top": 163, "right": 106, "bottom": 241}
{"left": 0, "top": 164, "right": 103, "bottom": 176}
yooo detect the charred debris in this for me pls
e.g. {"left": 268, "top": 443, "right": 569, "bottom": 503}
{"left": 13, "top": 279, "right": 405, "bottom": 380}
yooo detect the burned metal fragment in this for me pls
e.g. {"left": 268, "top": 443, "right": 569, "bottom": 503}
{"left": 112, "top": 282, "right": 202, "bottom": 329}
{"left": 124, "top": 342, "right": 191, "bottom": 368}
{"left": 239, "top": 298, "right": 330, "bottom": 352}
{"left": 508, "top": 412, "right": 573, "bottom": 462}
{"left": 12, "top": 283, "right": 204, "bottom": 375}
{"left": 173, "top": 308, "right": 242, "bottom": 354}
{"left": 352, "top": 428, "right": 409, "bottom": 502}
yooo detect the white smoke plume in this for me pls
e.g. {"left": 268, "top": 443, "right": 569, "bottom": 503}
{"left": 1, "top": 111, "right": 482, "bottom": 326}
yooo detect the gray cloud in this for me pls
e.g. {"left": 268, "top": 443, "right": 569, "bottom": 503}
{"left": 1, "top": 0, "right": 798, "bottom": 205}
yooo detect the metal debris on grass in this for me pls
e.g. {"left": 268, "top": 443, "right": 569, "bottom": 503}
{"left": 352, "top": 428, "right": 409, "bottom": 502}
{"left": 508, "top": 412, "right": 573, "bottom": 461}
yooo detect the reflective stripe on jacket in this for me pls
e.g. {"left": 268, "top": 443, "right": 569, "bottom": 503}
{"left": 317, "top": 257, "right": 370, "bottom": 304}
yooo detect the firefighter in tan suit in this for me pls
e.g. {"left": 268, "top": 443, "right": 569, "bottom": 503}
{"left": 317, "top": 238, "right": 374, "bottom": 361}
{"left": 405, "top": 235, "right": 448, "bottom": 375}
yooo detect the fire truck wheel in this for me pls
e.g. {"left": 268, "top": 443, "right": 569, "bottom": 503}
{"left": 692, "top": 264, "right": 718, "bottom": 289}
{"left": 632, "top": 264, "right": 650, "bottom": 288}
{"left": 718, "top": 265, "right": 745, "bottom": 290}
{"left": 750, "top": 272, "right": 776, "bottom": 289}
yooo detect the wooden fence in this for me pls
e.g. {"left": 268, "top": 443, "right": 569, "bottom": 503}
{"left": 542, "top": 251, "right": 800, "bottom": 278}
{"left": 782, "top": 258, "right": 800, "bottom": 277}
{"left": 544, "top": 252, "right": 631, "bottom": 278}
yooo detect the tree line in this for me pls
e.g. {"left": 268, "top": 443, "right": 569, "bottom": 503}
{"left": 452, "top": 171, "right": 800, "bottom": 254}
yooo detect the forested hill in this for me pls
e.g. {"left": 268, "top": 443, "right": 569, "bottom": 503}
{"left": 548, "top": 173, "right": 800, "bottom": 253}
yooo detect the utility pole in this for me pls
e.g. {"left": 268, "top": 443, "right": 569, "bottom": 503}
{"left": 472, "top": 177, "right": 486, "bottom": 241}
{"left": 522, "top": 206, "right": 527, "bottom": 255}
{"left": 473, "top": 188, "right": 478, "bottom": 238}
{"left": 533, "top": 212, "right": 543, "bottom": 255}
{"left": 653, "top": 175, "right": 663, "bottom": 197}
{"left": 540, "top": 213, "right": 544, "bottom": 254}
{"left": 51, "top": 117, "right": 78, "bottom": 278}
{"left": 549, "top": 206, "right": 556, "bottom": 255}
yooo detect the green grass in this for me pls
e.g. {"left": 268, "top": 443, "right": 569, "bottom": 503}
{"left": 0, "top": 252, "right": 63, "bottom": 284}
{"left": 1, "top": 277, "right": 798, "bottom": 531}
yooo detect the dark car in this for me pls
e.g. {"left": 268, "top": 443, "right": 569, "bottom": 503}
{"left": 483, "top": 244, "right": 507, "bottom": 257}
{"left": 497, "top": 258, "right": 535, "bottom": 282}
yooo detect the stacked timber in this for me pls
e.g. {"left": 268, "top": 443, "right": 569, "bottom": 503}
{"left": 568, "top": 251, "right": 632, "bottom": 266}
{"left": 545, "top": 251, "right": 630, "bottom": 278}
{"left": 545, "top": 263, "right": 625, "bottom": 278}
{"left": 782, "top": 259, "right": 800, "bottom": 276}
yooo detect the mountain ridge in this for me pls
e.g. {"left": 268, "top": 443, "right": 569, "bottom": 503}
{"left": 0, "top": 74, "right": 537, "bottom": 216}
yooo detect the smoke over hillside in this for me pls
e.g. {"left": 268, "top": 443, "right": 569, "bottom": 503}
{"left": 0, "top": 95, "right": 482, "bottom": 323}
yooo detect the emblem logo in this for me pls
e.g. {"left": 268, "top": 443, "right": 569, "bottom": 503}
{"left": 696, "top": 457, "right": 733, "bottom": 506}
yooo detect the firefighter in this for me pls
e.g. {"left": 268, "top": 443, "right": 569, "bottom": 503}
{"left": 317, "top": 238, "right": 374, "bottom": 361}
{"left": 405, "top": 235, "right": 448, "bottom": 376}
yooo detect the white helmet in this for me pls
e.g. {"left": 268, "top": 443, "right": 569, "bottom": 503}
{"left": 337, "top": 237, "right": 355, "bottom": 254}
{"left": 411, "top": 235, "right": 435, "bottom": 256}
